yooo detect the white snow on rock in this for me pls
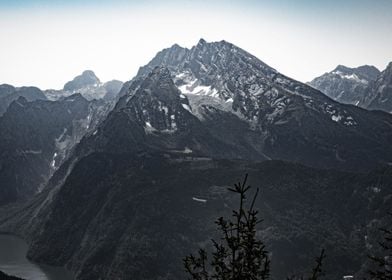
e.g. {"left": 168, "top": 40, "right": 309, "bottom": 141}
{"left": 144, "top": 121, "right": 157, "bottom": 134}
{"left": 331, "top": 115, "right": 343, "bottom": 122}
{"left": 332, "top": 71, "right": 368, "bottom": 84}
{"left": 51, "top": 152, "right": 58, "bottom": 168}
{"left": 178, "top": 77, "right": 219, "bottom": 99}
{"left": 182, "top": 103, "right": 192, "bottom": 113}
{"left": 192, "top": 197, "right": 207, "bottom": 203}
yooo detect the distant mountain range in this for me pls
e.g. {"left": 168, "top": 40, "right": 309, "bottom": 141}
{"left": 0, "top": 71, "right": 123, "bottom": 116}
{"left": 0, "top": 39, "right": 391, "bottom": 280}
{"left": 309, "top": 62, "right": 392, "bottom": 113}
{"left": 46, "top": 70, "right": 123, "bottom": 101}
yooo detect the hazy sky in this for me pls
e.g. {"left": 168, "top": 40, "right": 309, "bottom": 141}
{"left": 0, "top": 0, "right": 391, "bottom": 89}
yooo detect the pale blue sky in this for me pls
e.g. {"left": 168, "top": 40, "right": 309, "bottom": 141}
{"left": 0, "top": 0, "right": 391, "bottom": 88}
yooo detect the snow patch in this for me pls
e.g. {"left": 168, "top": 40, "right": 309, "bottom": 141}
{"left": 51, "top": 152, "right": 58, "bottom": 168}
{"left": 144, "top": 121, "right": 157, "bottom": 134}
{"left": 331, "top": 115, "right": 343, "bottom": 122}
{"left": 192, "top": 197, "right": 207, "bottom": 203}
{"left": 182, "top": 103, "right": 192, "bottom": 113}
{"left": 332, "top": 71, "right": 368, "bottom": 84}
{"left": 371, "top": 186, "right": 381, "bottom": 193}
{"left": 178, "top": 78, "right": 219, "bottom": 98}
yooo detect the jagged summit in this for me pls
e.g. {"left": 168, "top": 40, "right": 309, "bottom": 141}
{"left": 136, "top": 39, "right": 276, "bottom": 82}
{"left": 197, "top": 38, "right": 207, "bottom": 45}
{"left": 332, "top": 64, "right": 380, "bottom": 81}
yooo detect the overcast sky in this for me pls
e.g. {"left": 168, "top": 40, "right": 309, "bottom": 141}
{"left": 0, "top": 0, "right": 391, "bottom": 89}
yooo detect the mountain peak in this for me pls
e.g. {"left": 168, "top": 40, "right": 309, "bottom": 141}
{"left": 63, "top": 70, "right": 100, "bottom": 91}
{"left": 331, "top": 64, "right": 380, "bottom": 81}
{"left": 334, "top": 65, "right": 351, "bottom": 73}
{"left": 197, "top": 38, "right": 207, "bottom": 46}
{"left": 82, "top": 70, "right": 96, "bottom": 76}
{"left": 171, "top": 43, "right": 183, "bottom": 49}
{"left": 0, "top": 84, "right": 15, "bottom": 96}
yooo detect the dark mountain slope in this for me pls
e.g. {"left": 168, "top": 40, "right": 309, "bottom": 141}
{"left": 0, "top": 95, "right": 112, "bottom": 205}
{"left": 1, "top": 156, "right": 391, "bottom": 280}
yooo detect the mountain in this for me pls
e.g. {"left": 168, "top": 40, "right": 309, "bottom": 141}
{"left": 309, "top": 65, "right": 380, "bottom": 105}
{"left": 310, "top": 63, "right": 392, "bottom": 114}
{"left": 0, "top": 94, "right": 113, "bottom": 206}
{"left": 128, "top": 39, "right": 392, "bottom": 171}
{"left": 359, "top": 62, "right": 392, "bottom": 113}
{"left": 45, "top": 71, "right": 123, "bottom": 101}
{"left": 0, "top": 84, "right": 47, "bottom": 116}
{"left": 1, "top": 39, "right": 392, "bottom": 280}
{"left": 63, "top": 70, "right": 100, "bottom": 92}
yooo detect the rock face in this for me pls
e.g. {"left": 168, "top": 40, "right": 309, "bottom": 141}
{"left": 360, "top": 62, "right": 392, "bottom": 113}
{"left": 1, "top": 39, "right": 392, "bottom": 280}
{"left": 309, "top": 65, "right": 380, "bottom": 105}
{"left": 0, "top": 84, "right": 47, "bottom": 116}
{"left": 0, "top": 94, "right": 113, "bottom": 205}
